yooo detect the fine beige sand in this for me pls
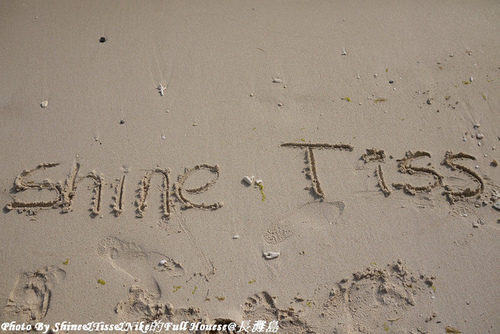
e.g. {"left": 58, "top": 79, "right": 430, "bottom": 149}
{"left": 1, "top": 1, "right": 499, "bottom": 333}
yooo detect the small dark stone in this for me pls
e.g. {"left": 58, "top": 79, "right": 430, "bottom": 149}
{"left": 99, "top": 37, "right": 107, "bottom": 43}
{"left": 389, "top": 80, "right": 394, "bottom": 84}
{"left": 119, "top": 120, "right": 125, "bottom": 124}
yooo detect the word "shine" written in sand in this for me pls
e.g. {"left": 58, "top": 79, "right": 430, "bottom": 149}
{"left": 5, "top": 162, "right": 223, "bottom": 218}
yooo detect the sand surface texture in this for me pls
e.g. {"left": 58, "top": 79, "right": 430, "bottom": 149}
{"left": 1, "top": 1, "right": 499, "bottom": 333}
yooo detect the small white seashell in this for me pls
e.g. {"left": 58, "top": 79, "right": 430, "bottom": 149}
{"left": 40, "top": 100, "right": 48, "bottom": 108}
{"left": 158, "top": 83, "right": 166, "bottom": 96}
{"left": 243, "top": 176, "right": 254, "bottom": 185}
{"left": 277, "top": 102, "right": 283, "bottom": 107}
{"left": 255, "top": 179, "right": 263, "bottom": 185}
{"left": 341, "top": 48, "right": 347, "bottom": 55}
{"left": 476, "top": 133, "right": 484, "bottom": 139}
{"left": 233, "top": 235, "right": 239, "bottom": 239}
{"left": 159, "top": 260, "right": 168, "bottom": 266}
{"left": 263, "top": 251, "right": 280, "bottom": 260}
{"left": 272, "top": 77, "right": 282, "bottom": 83}
{"left": 161, "top": 135, "right": 166, "bottom": 140}
{"left": 470, "top": 76, "right": 473, "bottom": 82}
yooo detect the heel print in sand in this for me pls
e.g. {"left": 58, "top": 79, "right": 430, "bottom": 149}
{"left": 322, "top": 259, "right": 436, "bottom": 333}
{"left": 115, "top": 285, "right": 209, "bottom": 333}
{"left": 3, "top": 266, "right": 66, "bottom": 323}
{"left": 244, "top": 291, "right": 312, "bottom": 333}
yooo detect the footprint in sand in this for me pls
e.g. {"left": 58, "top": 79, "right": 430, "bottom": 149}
{"left": 115, "top": 285, "right": 208, "bottom": 333}
{"left": 244, "top": 291, "right": 279, "bottom": 321}
{"left": 97, "top": 237, "right": 184, "bottom": 296}
{"left": 322, "top": 260, "right": 435, "bottom": 333}
{"left": 264, "top": 201, "right": 345, "bottom": 245}
{"left": 244, "top": 291, "right": 312, "bottom": 333}
{"left": 3, "top": 266, "right": 66, "bottom": 323}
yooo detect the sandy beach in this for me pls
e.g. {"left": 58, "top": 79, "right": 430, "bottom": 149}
{"left": 1, "top": 1, "right": 499, "bottom": 333}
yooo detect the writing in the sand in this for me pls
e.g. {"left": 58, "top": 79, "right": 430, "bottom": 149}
{"left": 281, "top": 143, "right": 485, "bottom": 203}
{"left": 5, "top": 163, "right": 223, "bottom": 218}
{"left": 4, "top": 142, "right": 486, "bottom": 217}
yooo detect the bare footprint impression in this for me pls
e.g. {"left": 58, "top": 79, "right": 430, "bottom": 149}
{"left": 3, "top": 266, "right": 66, "bottom": 324}
{"left": 244, "top": 291, "right": 313, "bottom": 334}
{"left": 264, "top": 201, "right": 345, "bottom": 245}
{"left": 97, "top": 237, "right": 184, "bottom": 296}
{"left": 321, "top": 259, "right": 436, "bottom": 333}
{"left": 115, "top": 285, "right": 208, "bottom": 332}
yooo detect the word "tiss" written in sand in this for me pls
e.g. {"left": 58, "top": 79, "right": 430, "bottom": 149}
{"left": 281, "top": 143, "right": 485, "bottom": 203}
{"left": 4, "top": 142, "right": 486, "bottom": 218}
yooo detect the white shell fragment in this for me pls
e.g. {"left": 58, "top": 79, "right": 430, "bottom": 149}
{"left": 272, "top": 77, "right": 282, "bottom": 83}
{"left": 158, "top": 83, "right": 166, "bottom": 96}
{"left": 243, "top": 176, "right": 254, "bottom": 185}
{"left": 233, "top": 235, "right": 240, "bottom": 239}
{"left": 493, "top": 201, "right": 500, "bottom": 211}
{"left": 40, "top": 100, "right": 48, "bottom": 108}
{"left": 159, "top": 260, "right": 168, "bottom": 267}
{"left": 255, "top": 179, "right": 263, "bottom": 185}
{"left": 263, "top": 251, "right": 280, "bottom": 260}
